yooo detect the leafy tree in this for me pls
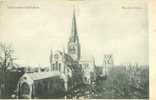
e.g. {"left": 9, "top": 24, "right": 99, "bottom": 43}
{"left": 93, "top": 65, "right": 149, "bottom": 99}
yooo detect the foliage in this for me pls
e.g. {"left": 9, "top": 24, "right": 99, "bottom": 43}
{"left": 93, "top": 65, "right": 149, "bottom": 99}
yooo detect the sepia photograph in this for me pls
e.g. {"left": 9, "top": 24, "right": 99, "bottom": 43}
{"left": 0, "top": 0, "right": 149, "bottom": 99}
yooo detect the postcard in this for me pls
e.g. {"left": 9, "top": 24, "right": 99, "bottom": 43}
{"left": 0, "top": 0, "right": 150, "bottom": 99}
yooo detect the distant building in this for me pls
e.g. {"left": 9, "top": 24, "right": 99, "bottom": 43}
{"left": 102, "top": 54, "right": 114, "bottom": 76}
{"left": 49, "top": 50, "right": 73, "bottom": 87}
{"left": 79, "top": 58, "right": 96, "bottom": 84}
{"left": 49, "top": 9, "right": 96, "bottom": 85}
{"left": 17, "top": 9, "right": 98, "bottom": 99}
{"left": 67, "top": 10, "right": 81, "bottom": 62}
{"left": 67, "top": 9, "right": 96, "bottom": 84}
{"left": 94, "top": 54, "right": 114, "bottom": 78}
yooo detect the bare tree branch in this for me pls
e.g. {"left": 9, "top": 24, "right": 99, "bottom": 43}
{"left": 0, "top": 42, "right": 16, "bottom": 98}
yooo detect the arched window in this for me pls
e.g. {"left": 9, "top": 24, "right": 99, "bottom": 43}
{"left": 59, "top": 63, "right": 61, "bottom": 71}
{"left": 52, "top": 64, "right": 55, "bottom": 71}
{"left": 56, "top": 61, "right": 58, "bottom": 71}
{"left": 20, "top": 83, "right": 30, "bottom": 96}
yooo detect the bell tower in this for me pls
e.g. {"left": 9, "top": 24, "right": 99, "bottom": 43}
{"left": 67, "top": 9, "right": 81, "bottom": 62}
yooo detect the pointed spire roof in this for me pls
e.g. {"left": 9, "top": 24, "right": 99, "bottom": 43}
{"left": 70, "top": 8, "right": 79, "bottom": 42}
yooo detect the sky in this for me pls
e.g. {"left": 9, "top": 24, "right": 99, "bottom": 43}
{"left": 0, "top": 0, "right": 148, "bottom": 66}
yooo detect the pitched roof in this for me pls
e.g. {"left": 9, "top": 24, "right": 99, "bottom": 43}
{"left": 21, "top": 71, "right": 61, "bottom": 81}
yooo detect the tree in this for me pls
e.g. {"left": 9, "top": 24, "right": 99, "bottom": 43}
{"left": 93, "top": 65, "right": 149, "bottom": 99}
{"left": 0, "top": 43, "right": 16, "bottom": 98}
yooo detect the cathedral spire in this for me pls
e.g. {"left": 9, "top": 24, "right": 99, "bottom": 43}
{"left": 71, "top": 8, "right": 79, "bottom": 42}
{"left": 67, "top": 8, "right": 81, "bottom": 61}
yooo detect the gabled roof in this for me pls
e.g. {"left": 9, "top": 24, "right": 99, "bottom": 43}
{"left": 21, "top": 71, "right": 61, "bottom": 81}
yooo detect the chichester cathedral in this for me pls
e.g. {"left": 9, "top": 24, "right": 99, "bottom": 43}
{"left": 0, "top": 5, "right": 148, "bottom": 99}
{"left": 15, "top": 9, "right": 113, "bottom": 99}
{"left": 49, "top": 10, "right": 96, "bottom": 86}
